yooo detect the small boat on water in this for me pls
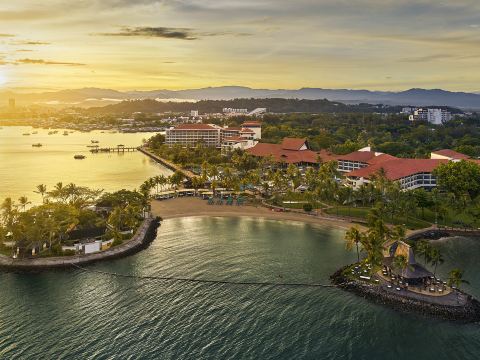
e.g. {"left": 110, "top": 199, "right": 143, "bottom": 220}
{"left": 74, "top": 155, "right": 86, "bottom": 159}
{"left": 23, "top": 133, "right": 30, "bottom": 136}
{"left": 63, "top": 131, "right": 69, "bottom": 136}
{"left": 32, "top": 131, "right": 38, "bottom": 134}
{"left": 32, "top": 143, "right": 43, "bottom": 147}
{"left": 91, "top": 140, "right": 99, "bottom": 143}
{"left": 87, "top": 145, "right": 99, "bottom": 148}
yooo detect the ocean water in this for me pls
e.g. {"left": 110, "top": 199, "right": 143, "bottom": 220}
{"left": 1, "top": 217, "right": 480, "bottom": 359}
{"left": 0, "top": 126, "right": 170, "bottom": 203}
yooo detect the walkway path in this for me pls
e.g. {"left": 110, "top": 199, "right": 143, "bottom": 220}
{"left": 138, "top": 147, "right": 198, "bottom": 180}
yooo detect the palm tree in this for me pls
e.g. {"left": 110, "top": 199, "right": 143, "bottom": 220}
{"left": 345, "top": 226, "right": 363, "bottom": 262}
{"left": 17, "top": 196, "right": 31, "bottom": 212}
{"left": 360, "top": 231, "right": 385, "bottom": 270}
{"left": 34, "top": 184, "right": 47, "bottom": 203}
{"left": 448, "top": 268, "right": 469, "bottom": 289}
{"left": 393, "top": 254, "right": 409, "bottom": 276}
{"left": 430, "top": 247, "right": 444, "bottom": 277}
{"left": 415, "top": 240, "right": 433, "bottom": 266}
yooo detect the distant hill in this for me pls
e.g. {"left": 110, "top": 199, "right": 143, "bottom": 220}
{"left": 1, "top": 86, "right": 480, "bottom": 109}
{"left": 84, "top": 98, "right": 429, "bottom": 115}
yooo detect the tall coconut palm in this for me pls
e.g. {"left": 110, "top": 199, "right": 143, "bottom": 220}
{"left": 393, "top": 254, "right": 410, "bottom": 277}
{"left": 17, "top": 196, "right": 31, "bottom": 212}
{"left": 430, "top": 248, "right": 444, "bottom": 277}
{"left": 448, "top": 268, "right": 469, "bottom": 289}
{"left": 34, "top": 184, "right": 47, "bottom": 203}
{"left": 415, "top": 240, "right": 433, "bottom": 266}
{"left": 345, "top": 226, "right": 363, "bottom": 262}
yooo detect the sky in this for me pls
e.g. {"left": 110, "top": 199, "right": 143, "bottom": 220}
{"left": 0, "top": 0, "right": 480, "bottom": 92}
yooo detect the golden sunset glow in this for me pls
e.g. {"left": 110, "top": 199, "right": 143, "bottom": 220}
{"left": 1, "top": 1, "right": 480, "bottom": 91}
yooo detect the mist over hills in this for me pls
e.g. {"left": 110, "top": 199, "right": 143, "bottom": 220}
{"left": 1, "top": 86, "right": 480, "bottom": 109}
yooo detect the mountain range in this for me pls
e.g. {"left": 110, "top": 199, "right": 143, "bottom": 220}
{"left": 1, "top": 86, "right": 480, "bottom": 109}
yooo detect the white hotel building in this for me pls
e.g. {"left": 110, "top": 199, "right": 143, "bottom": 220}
{"left": 165, "top": 122, "right": 262, "bottom": 151}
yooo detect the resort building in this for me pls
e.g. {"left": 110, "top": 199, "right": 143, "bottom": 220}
{"left": 165, "top": 123, "right": 222, "bottom": 147}
{"left": 336, "top": 147, "right": 395, "bottom": 172}
{"left": 345, "top": 157, "right": 447, "bottom": 190}
{"left": 165, "top": 122, "right": 262, "bottom": 148}
{"left": 240, "top": 121, "right": 262, "bottom": 139}
{"left": 221, "top": 137, "right": 258, "bottom": 154}
{"left": 247, "top": 137, "right": 336, "bottom": 166}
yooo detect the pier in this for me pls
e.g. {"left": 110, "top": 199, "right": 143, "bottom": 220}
{"left": 138, "top": 147, "right": 198, "bottom": 180}
{"left": 90, "top": 146, "right": 138, "bottom": 153}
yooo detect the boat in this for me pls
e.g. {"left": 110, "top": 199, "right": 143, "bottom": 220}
{"left": 63, "top": 131, "right": 69, "bottom": 136}
{"left": 74, "top": 155, "right": 86, "bottom": 159}
{"left": 32, "top": 131, "right": 38, "bottom": 134}
{"left": 32, "top": 143, "right": 43, "bottom": 147}
{"left": 91, "top": 140, "right": 99, "bottom": 143}
{"left": 22, "top": 133, "right": 30, "bottom": 136}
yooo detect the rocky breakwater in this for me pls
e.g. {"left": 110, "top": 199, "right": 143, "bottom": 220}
{"left": 0, "top": 216, "right": 161, "bottom": 271}
{"left": 331, "top": 265, "right": 480, "bottom": 323}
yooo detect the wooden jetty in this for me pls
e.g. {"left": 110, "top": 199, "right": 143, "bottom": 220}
{"left": 90, "top": 146, "right": 138, "bottom": 153}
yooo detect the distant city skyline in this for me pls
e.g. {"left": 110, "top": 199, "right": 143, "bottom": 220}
{"left": 0, "top": 0, "right": 479, "bottom": 92}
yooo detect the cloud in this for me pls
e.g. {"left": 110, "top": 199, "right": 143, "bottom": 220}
{"left": 94, "top": 26, "right": 252, "bottom": 40}
{"left": 96, "top": 26, "right": 197, "bottom": 40}
{"left": 15, "top": 58, "right": 85, "bottom": 66}
{"left": 10, "top": 40, "right": 50, "bottom": 46}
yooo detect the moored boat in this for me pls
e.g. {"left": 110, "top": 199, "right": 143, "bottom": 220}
{"left": 74, "top": 154, "right": 86, "bottom": 159}
{"left": 32, "top": 143, "right": 43, "bottom": 147}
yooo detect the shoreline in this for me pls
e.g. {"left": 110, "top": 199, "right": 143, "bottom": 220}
{"left": 0, "top": 217, "right": 160, "bottom": 271}
{"left": 151, "top": 197, "right": 357, "bottom": 230}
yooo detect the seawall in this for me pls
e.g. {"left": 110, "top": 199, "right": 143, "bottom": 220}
{"left": 331, "top": 266, "right": 480, "bottom": 323}
{"left": 406, "top": 228, "right": 480, "bottom": 241}
{"left": 0, "top": 216, "right": 161, "bottom": 271}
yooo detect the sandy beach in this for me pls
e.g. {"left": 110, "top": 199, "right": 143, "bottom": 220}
{"left": 151, "top": 197, "right": 356, "bottom": 230}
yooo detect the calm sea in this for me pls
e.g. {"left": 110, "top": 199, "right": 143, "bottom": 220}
{"left": 0, "top": 126, "right": 171, "bottom": 203}
{"left": 1, "top": 217, "right": 480, "bottom": 359}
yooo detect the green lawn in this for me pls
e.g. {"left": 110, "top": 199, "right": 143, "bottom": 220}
{"left": 324, "top": 206, "right": 432, "bottom": 230}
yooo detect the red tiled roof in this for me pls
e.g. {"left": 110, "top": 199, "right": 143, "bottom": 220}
{"left": 431, "top": 149, "right": 470, "bottom": 160}
{"left": 247, "top": 143, "right": 320, "bottom": 164}
{"left": 367, "top": 153, "right": 398, "bottom": 164}
{"left": 337, "top": 151, "right": 378, "bottom": 163}
{"left": 316, "top": 149, "right": 339, "bottom": 162}
{"left": 281, "top": 138, "right": 308, "bottom": 151}
{"left": 346, "top": 158, "right": 448, "bottom": 181}
{"left": 173, "top": 124, "right": 217, "bottom": 130}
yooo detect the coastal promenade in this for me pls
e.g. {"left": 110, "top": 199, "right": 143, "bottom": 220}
{"left": 0, "top": 216, "right": 160, "bottom": 270}
{"left": 138, "top": 147, "right": 198, "bottom": 180}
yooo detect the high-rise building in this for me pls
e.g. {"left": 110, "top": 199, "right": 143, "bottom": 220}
{"left": 409, "top": 108, "right": 451, "bottom": 124}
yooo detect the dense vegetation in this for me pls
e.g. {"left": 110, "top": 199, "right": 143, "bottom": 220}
{"left": 233, "top": 113, "right": 480, "bottom": 158}
{"left": 0, "top": 184, "right": 147, "bottom": 258}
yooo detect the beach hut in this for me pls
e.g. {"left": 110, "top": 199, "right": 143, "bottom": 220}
{"left": 383, "top": 241, "right": 432, "bottom": 285}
